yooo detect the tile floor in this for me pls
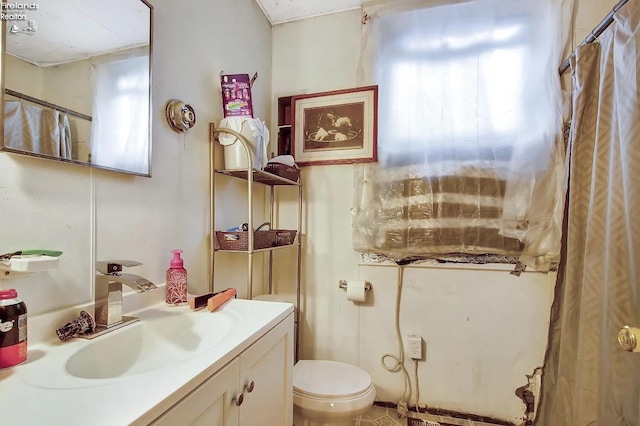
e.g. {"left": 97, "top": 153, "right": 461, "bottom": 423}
{"left": 354, "top": 405, "right": 404, "bottom": 426}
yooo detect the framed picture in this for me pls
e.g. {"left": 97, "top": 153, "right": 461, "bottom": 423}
{"left": 291, "top": 86, "right": 378, "bottom": 166}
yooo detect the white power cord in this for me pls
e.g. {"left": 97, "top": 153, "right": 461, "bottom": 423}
{"left": 380, "top": 266, "right": 412, "bottom": 418}
{"left": 414, "top": 359, "right": 421, "bottom": 412}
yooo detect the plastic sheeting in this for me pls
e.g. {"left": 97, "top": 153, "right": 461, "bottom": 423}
{"left": 352, "top": 152, "right": 566, "bottom": 270}
{"left": 352, "top": 0, "right": 572, "bottom": 271}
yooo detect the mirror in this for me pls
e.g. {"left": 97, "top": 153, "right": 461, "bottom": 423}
{"left": 1, "top": 0, "right": 153, "bottom": 177}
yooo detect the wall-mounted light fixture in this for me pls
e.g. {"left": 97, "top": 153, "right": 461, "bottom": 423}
{"left": 165, "top": 99, "right": 196, "bottom": 133}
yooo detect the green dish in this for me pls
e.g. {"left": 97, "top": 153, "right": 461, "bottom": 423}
{"left": 0, "top": 249, "right": 63, "bottom": 259}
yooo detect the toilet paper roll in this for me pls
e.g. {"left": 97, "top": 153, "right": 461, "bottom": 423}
{"left": 346, "top": 280, "right": 367, "bottom": 302}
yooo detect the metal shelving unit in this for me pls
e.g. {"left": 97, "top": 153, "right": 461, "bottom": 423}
{"left": 209, "top": 123, "right": 302, "bottom": 359}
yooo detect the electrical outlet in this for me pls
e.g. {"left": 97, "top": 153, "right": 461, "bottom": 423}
{"left": 408, "top": 334, "right": 422, "bottom": 360}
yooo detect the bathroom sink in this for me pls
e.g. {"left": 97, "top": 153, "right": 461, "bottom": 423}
{"left": 21, "top": 304, "right": 238, "bottom": 389}
{"left": 65, "top": 308, "right": 233, "bottom": 380}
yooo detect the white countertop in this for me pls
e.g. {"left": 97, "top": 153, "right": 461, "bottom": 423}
{"left": 0, "top": 298, "right": 294, "bottom": 425}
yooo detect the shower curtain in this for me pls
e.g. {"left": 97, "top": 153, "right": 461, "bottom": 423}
{"left": 537, "top": 2, "right": 640, "bottom": 425}
{"left": 4, "top": 101, "right": 73, "bottom": 159}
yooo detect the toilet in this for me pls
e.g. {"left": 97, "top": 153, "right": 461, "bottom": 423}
{"left": 253, "top": 295, "right": 376, "bottom": 425}
{"left": 293, "top": 360, "right": 376, "bottom": 426}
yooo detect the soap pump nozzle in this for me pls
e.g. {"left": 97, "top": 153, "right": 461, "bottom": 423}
{"left": 170, "top": 249, "right": 184, "bottom": 269}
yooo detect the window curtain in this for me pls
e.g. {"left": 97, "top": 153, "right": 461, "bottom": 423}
{"left": 537, "top": 3, "right": 640, "bottom": 423}
{"left": 89, "top": 52, "right": 150, "bottom": 174}
{"left": 353, "top": 0, "right": 572, "bottom": 270}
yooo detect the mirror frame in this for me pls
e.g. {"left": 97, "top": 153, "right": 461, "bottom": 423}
{"left": 0, "top": 0, "right": 154, "bottom": 177}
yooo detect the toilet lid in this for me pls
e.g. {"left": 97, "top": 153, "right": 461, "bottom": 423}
{"left": 294, "top": 360, "right": 372, "bottom": 399}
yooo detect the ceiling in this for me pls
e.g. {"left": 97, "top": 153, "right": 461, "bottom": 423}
{"left": 5, "top": 0, "right": 356, "bottom": 67}
{"left": 256, "top": 0, "right": 362, "bottom": 24}
{"left": 5, "top": 0, "right": 150, "bottom": 67}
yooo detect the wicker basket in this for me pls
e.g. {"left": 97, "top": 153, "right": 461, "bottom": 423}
{"left": 264, "top": 163, "right": 300, "bottom": 182}
{"left": 274, "top": 230, "right": 297, "bottom": 246}
{"left": 216, "top": 222, "right": 276, "bottom": 250}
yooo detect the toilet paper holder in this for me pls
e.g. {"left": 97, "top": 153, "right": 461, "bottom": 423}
{"left": 338, "top": 280, "right": 372, "bottom": 292}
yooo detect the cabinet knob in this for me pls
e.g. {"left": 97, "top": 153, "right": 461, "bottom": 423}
{"left": 233, "top": 392, "right": 244, "bottom": 406}
{"left": 244, "top": 380, "right": 255, "bottom": 393}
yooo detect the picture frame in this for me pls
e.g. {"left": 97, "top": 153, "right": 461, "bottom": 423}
{"left": 291, "top": 86, "right": 378, "bottom": 166}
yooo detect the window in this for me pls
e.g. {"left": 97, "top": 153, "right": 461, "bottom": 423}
{"left": 90, "top": 53, "right": 150, "bottom": 175}
{"left": 383, "top": 24, "right": 526, "bottom": 162}
{"left": 353, "top": 0, "right": 566, "bottom": 270}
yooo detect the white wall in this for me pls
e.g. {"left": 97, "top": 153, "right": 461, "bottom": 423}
{"left": 0, "top": 0, "right": 619, "bottom": 422}
{"left": 574, "top": 0, "right": 620, "bottom": 45}
{"left": 0, "top": 0, "right": 272, "bottom": 314}
{"left": 272, "top": 10, "right": 552, "bottom": 422}
{"left": 271, "top": 1, "right": 619, "bottom": 421}
{"left": 4, "top": 54, "right": 44, "bottom": 97}
{"left": 96, "top": 0, "right": 272, "bottom": 299}
{"left": 42, "top": 60, "right": 92, "bottom": 117}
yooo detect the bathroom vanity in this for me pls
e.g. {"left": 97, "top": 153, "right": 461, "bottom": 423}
{"left": 150, "top": 313, "right": 291, "bottom": 425}
{"left": 0, "top": 298, "right": 294, "bottom": 425}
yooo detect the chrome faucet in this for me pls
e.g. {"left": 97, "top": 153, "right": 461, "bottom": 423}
{"left": 55, "top": 260, "right": 157, "bottom": 341}
{"left": 94, "top": 260, "right": 157, "bottom": 330}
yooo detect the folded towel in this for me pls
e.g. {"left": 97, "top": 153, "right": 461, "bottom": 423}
{"left": 267, "top": 155, "right": 296, "bottom": 167}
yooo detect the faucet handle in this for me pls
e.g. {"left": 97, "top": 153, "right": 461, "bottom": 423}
{"left": 96, "top": 260, "right": 143, "bottom": 274}
{"left": 56, "top": 310, "right": 95, "bottom": 341}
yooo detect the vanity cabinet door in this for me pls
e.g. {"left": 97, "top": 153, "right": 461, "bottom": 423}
{"left": 239, "top": 314, "right": 294, "bottom": 426}
{"left": 151, "top": 358, "right": 241, "bottom": 426}
{"left": 151, "top": 312, "right": 294, "bottom": 426}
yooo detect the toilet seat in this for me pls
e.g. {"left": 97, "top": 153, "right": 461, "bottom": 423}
{"left": 293, "top": 360, "right": 376, "bottom": 425}
{"left": 294, "top": 360, "right": 373, "bottom": 399}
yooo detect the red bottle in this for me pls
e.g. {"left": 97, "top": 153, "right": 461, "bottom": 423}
{"left": 0, "top": 289, "right": 27, "bottom": 368}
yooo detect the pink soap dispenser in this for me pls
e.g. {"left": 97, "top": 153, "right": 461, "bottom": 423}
{"left": 166, "top": 249, "right": 188, "bottom": 305}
